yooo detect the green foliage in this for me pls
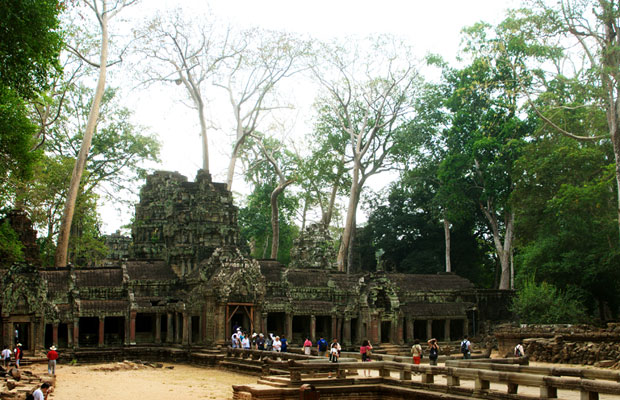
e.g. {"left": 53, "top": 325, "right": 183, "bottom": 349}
{"left": 0, "top": 0, "right": 63, "bottom": 197}
{"left": 238, "top": 182, "right": 298, "bottom": 265}
{"left": 0, "top": 219, "right": 24, "bottom": 264}
{"left": 513, "top": 134, "right": 620, "bottom": 317}
{"left": 0, "top": 0, "right": 64, "bottom": 99}
{"left": 511, "top": 277, "right": 588, "bottom": 324}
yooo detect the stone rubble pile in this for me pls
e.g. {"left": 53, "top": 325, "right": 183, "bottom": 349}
{"left": 0, "top": 366, "right": 55, "bottom": 399}
{"left": 496, "top": 323, "right": 620, "bottom": 366}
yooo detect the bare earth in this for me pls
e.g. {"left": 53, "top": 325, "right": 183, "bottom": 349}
{"left": 28, "top": 362, "right": 257, "bottom": 400}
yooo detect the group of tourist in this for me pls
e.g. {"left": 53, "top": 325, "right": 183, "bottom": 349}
{"left": 1, "top": 343, "right": 58, "bottom": 375}
{"left": 231, "top": 328, "right": 289, "bottom": 353}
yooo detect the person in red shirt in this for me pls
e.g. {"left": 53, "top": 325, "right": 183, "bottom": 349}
{"left": 14, "top": 344, "right": 22, "bottom": 368}
{"left": 47, "top": 346, "right": 59, "bottom": 375}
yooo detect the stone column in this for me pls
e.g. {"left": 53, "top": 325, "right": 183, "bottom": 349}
{"left": 444, "top": 319, "right": 451, "bottom": 341}
{"left": 261, "top": 312, "right": 268, "bottom": 335}
{"left": 98, "top": 317, "right": 104, "bottom": 347}
{"left": 166, "top": 313, "right": 173, "bottom": 343}
{"left": 406, "top": 318, "right": 414, "bottom": 343}
{"left": 175, "top": 313, "right": 181, "bottom": 343}
{"left": 129, "top": 311, "right": 137, "bottom": 345}
{"left": 397, "top": 316, "right": 404, "bottom": 344}
{"left": 188, "top": 315, "right": 193, "bottom": 345}
{"left": 463, "top": 318, "right": 469, "bottom": 337}
{"left": 426, "top": 320, "right": 433, "bottom": 341}
{"left": 285, "top": 313, "right": 293, "bottom": 343}
{"left": 52, "top": 323, "right": 59, "bottom": 347}
{"left": 310, "top": 315, "right": 316, "bottom": 343}
{"left": 182, "top": 313, "right": 189, "bottom": 346}
{"left": 1, "top": 317, "right": 9, "bottom": 347}
{"left": 67, "top": 322, "right": 73, "bottom": 347}
{"left": 371, "top": 314, "right": 379, "bottom": 344}
{"left": 336, "top": 317, "right": 343, "bottom": 341}
{"left": 330, "top": 315, "right": 337, "bottom": 341}
{"left": 73, "top": 319, "right": 80, "bottom": 348}
{"left": 343, "top": 317, "right": 351, "bottom": 346}
{"left": 155, "top": 313, "right": 162, "bottom": 344}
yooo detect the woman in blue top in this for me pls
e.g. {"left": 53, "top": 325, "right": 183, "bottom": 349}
{"left": 280, "top": 335, "right": 288, "bottom": 352}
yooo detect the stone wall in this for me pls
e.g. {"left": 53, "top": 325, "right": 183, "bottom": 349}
{"left": 495, "top": 323, "right": 620, "bottom": 366}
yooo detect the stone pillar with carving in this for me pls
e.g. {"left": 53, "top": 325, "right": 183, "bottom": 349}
{"left": 406, "top": 318, "right": 414, "bottom": 343}
{"left": 310, "top": 315, "right": 316, "bottom": 343}
{"left": 444, "top": 319, "right": 451, "bottom": 341}
{"left": 175, "top": 313, "right": 181, "bottom": 343}
{"left": 182, "top": 312, "right": 189, "bottom": 346}
{"left": 397, "top": 316, "right": 404, "bottom": 344}
{"left": 464, "top": 318, "right": 469, "bottom": 337}
{"left": 371, "top": 313, "right": 379, "bottom": 344}
{"left": 98, "top": 317, "right": 104, "bottom": 347}
{"left": 166, "top": 313, "right": 173, "bottom": 343}
{"left": 426, "top": 320, "right": 433, "bottom": 341}
{"left": 285, "top": 313, "right": 293, "bottom": 343}
{"left": 343, "top": 317, "right": 351, "bottom": 346}
{"left": 155, "top": 313, "right": 162, "bottom": 344}
{"left": 73, "top": 318, "right": 80, "bottom": 348}
{"left": 129, "top": 311, "right": 137, "bottom": 345}
{"left": 67, "top": 322, "right": 73, "bottom": 347}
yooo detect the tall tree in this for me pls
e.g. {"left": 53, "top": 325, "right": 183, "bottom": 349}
{"left": 0, "top": 0, "right": 64, "bottom": 199}
{"left": 512, "top": 0, "right": 620, "bottom": 239}
{"left": 136, "top": 10, "right": 239, "bottom": 173}
{"left": 215, "top": 30, "right": 307, "bottom": 190}
{"left": 55, "top": 0, "right": 137, "bottom": 267}
{"left": 311, "top": 36, "right": 420, "bottom": 272}
{"left": 438, "top": 23, "right": 534, "bottom": 289}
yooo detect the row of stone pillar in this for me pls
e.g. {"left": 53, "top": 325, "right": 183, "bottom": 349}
{"left": 48, "top": 311, "right": 196, "bottom": 348}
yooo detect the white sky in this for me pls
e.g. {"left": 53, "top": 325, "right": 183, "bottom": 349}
{"left": 100, "top": 0, "right": 518, "bottom": 234}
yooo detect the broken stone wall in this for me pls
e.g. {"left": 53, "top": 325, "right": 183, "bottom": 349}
{"left": 495, "top": 323, "right": 620, "bottom": 366}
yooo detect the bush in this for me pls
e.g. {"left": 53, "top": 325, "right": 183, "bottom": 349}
{"left": 511, "top": 277, "right": 588, "bottom": 324}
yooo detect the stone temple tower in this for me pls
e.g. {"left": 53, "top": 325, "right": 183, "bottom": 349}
{"left": 131, "top": 170, "right": 239, "bottom": 277}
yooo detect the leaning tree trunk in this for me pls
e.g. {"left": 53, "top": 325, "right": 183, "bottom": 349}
{"left": 337, "top": 163, "right": 360, "bottom": 272}
{"left": 481, "top": 205, "right": 514, "bottom": 290}
{"left": 270, "top": 180, "right": 293, "bottom": 259}
{"left": 55, "top": 8, "right": 109, "bottom": 267}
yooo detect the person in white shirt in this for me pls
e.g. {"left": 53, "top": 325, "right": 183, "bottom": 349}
{"left": 272, "top": 336, "right": 282, "bottom": 352}
{"left": 33, "top": 383, "right": 51, "bottom": 400}
{"left": 1, "top": 346, "right": 11, "bottom": 367}
{"left": 241, "top": 335, "right": 250, "bottom": 349}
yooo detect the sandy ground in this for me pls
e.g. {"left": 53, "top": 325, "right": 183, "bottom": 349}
{"left": 28, "top": 362, "right": 258, "bottom": 400}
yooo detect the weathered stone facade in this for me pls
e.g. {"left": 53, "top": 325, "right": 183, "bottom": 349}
{"left": 0, "top": 170, "right": 512, "bottom": 354}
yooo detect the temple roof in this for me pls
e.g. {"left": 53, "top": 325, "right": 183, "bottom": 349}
{"left": 387, "top": 273, "right": 475, "bottom": 292}
{"left": 401, "top": 302, "right": 475, "bottom": 317}
{"left": 75, "top": 268, "right": 123, "bottom": 287}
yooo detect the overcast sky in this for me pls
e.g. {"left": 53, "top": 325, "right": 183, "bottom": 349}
{"left": 100, "top": 0, "right": 519, "bottom": 233}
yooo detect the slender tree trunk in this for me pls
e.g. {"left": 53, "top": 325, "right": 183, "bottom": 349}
{"left": 270, "top": 180, "right": 293, "bottom": 259}
{"left": 197, "top": 100, "right": 209, "bottom": 172}
{"left": 301, "top": 197, "right": 308, "bottom": 232}
{"left": 444, "top": 217, "right": 451, "bottom": 273}
{"left": 337, "top": 162, "right": 360, "bottom": 272}
{"left": 55, "top": 7, "right": 109, "bottom": 267}
{"left": 480, "top": 203, "right": 514, "bottom": 289}
{"left": 322, "top": 180, "right": 338, "bottom": 228}
{"left": 226, "top": 124, "right": 245, "bottom": 190}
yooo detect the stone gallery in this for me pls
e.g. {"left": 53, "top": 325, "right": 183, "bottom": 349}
{"left": 0, "top": 171, "right": 511, "bottom": 354}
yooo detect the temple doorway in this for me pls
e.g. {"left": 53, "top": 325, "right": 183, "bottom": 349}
{"left": 226, "top": 303, "right": 254, "bottom": 339}
{"left": 381, "top": 321, "right": 391, "bottom": 343}
{"left": 14, "top": 322, "right": 30, "bottom": 349}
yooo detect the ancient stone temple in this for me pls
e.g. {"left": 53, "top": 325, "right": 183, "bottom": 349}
{"left": 0, "top": 170, "right": 512, "bottom": 354}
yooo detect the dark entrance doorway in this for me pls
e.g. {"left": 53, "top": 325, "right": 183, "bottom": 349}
{"left": 104, "top": 317, "right": 125, "bottom": 345}
{"left": 14, "top": 322, "right": 30, "bottom": 349}
{"left": 78, "top": 317, "right": 98, "bottom": 347}
{"left": 381, "top": 321, "right": 391, "bottom": 343}
{"left": 226, "top": 303, "right": 254, "bottom": 340}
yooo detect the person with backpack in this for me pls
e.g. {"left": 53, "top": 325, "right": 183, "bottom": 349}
{"left": 514, "top": 341, "right": 525, "bottom": 358}
{"left": 461, "top": 335, "right": 471, "bottom": 359}
{"left": 427, "top": 338, "right": 439, "bottom": 366}
{"left": 317, "top": 336, "right": 328, "bottom": 357}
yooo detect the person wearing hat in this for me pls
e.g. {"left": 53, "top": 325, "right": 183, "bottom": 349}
{"left": 47, "top": 346, "right": 59, "bottom": 375}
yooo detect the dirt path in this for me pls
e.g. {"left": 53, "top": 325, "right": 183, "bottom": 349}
{"left": 28, "top": 362, "right": 257, "bottom": 400}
